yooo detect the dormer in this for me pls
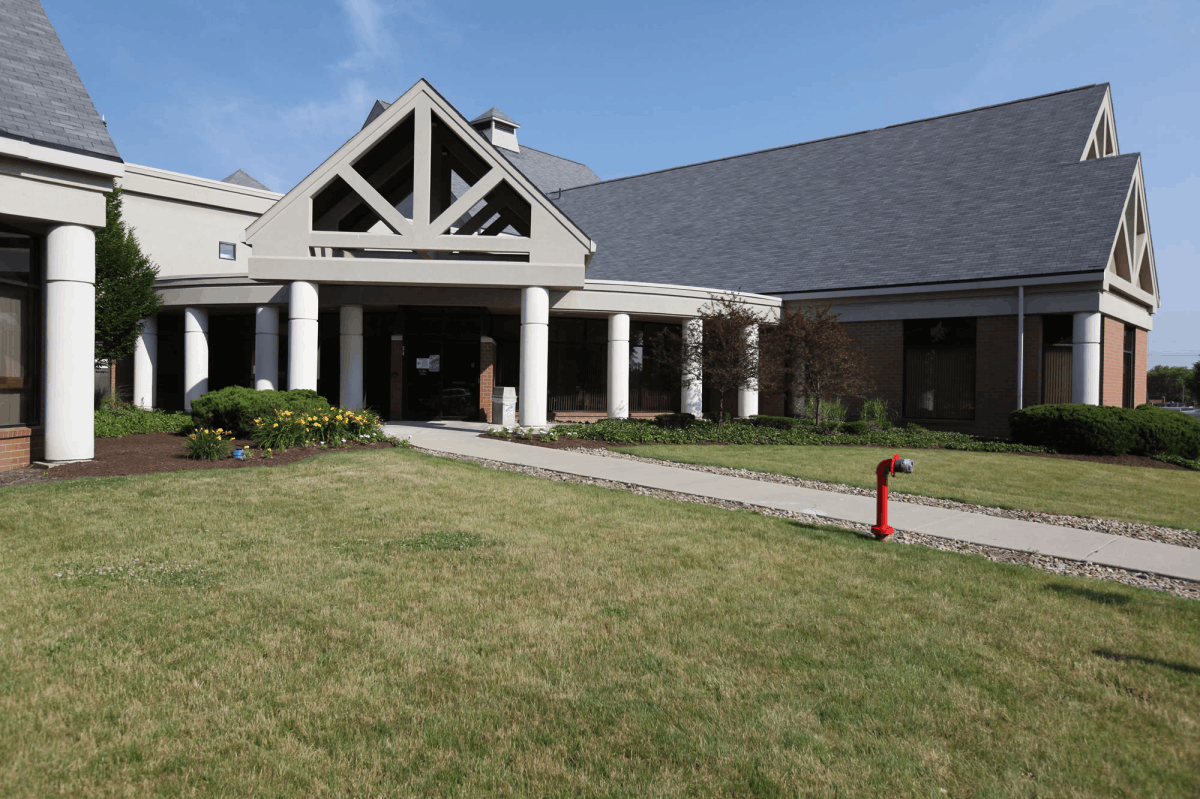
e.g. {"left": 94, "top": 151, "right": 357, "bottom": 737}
{"left": 470, "top": 108, "right": 520, "bottom": 153}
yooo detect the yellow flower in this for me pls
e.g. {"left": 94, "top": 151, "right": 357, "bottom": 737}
{"left": 272, "top": 423, "right": 278, "bottom": 428}
{"left": 216, "top": 436, "right": 222, "bottom": 440}
{"left": 314, "top": 423, "right": 322, "bottom": 428}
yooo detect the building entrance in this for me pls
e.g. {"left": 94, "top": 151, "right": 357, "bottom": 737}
{"left": 401, "top": 307, "right": 482, "bottom": 421}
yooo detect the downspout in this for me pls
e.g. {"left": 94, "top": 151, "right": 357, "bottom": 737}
{"left": 1017, "top": 285, "right": 1025, "bottom": 409}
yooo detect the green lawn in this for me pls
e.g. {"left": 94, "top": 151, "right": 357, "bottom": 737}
{"left": 2, "top": 449, "right": 1198, "bottom": 796}
{"left": 626, "top": 444, "right": 1200, "bottom": 532}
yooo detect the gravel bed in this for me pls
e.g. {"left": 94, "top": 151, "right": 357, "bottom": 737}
{"left": 417, "top": 446, "right": 1200, "bottom": 602}
{"left": 566, "top": 447, "right": 1200, "bottom": 549}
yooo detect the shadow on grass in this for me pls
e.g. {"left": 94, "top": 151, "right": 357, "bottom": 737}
{"left": 1045, "top": 582, "right": 1132, "bottom": 606}
{"left": 1093, "top": 649, "right": 1200, "bottom": 676}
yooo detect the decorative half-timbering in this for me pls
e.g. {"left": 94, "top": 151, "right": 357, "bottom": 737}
{"left": 246, "top": 79, "right": 595, "bottom": 288}
{"left": 1081, "top": 89, "right": 1118, "bottom": 161}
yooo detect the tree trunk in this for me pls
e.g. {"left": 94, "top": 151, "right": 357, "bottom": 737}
{"left": 109, "top": 361, "right": 117, "bottom": 406}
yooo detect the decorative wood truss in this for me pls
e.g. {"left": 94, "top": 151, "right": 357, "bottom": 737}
{"left": 246, "top": 80, "right": 595, "bottom": 288}
{"left": 1105, "top": 161, "right": 1158, "bottom": 305}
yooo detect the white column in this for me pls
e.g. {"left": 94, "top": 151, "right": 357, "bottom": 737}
{"left": 43, "top": 224, "right": 95, "bottom": 462}
{"left": 681, "top": 318, "right": 703, "bottom": 416}
{"left": 1016, "top": 286, "right": 1025, "bottom": 410}
{"left": 288, "top": 281, "right": 319, "bottom": 391}
{"left": 254, "top": 306, "right": 279, "bottom": 391}
{"left": 738, "top": 323, "right": 759, "bottom": 418}
{"left": 183, "top": 307, "right": 209, "bottom": 411}
{"left": 339, "top": 305, "right": 364, "bottom": 409}
{"left": 1072, "top": 312, "right": 1101, "bottom": 406}
{"left": 132, "top": 315, "right": 157, "bottom": 410}
{"left": 607, "top": 313, "right": 630, "bottom": 419}
{"left": 519, "top": 286, "right": 549, "bottom": 428}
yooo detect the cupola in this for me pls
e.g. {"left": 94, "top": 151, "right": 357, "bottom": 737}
{"left": 470, "top": 108, "right": 520, "bottom": 153}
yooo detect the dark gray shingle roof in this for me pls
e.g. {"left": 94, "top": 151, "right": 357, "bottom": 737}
{"left": 554, "top": 84, "right": 1130, "bottom": 293}
{"left": 499, "top": 146, "right": 600, "bottom": 193}
{"left": 0, "top": 0, "right": 120, "bottom": 160}
{"left": 221, "top": 169, "right": 271, "bottom": 192}
{"left": 470, "top": 107, "right": 517, "bottom": 127}
{"left": 362, "top": 99, "right": 392, "bottom": 130}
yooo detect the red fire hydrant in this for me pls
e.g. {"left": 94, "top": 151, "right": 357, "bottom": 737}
{"left": 872, "top": 454, "right": 914, "bottom": 540}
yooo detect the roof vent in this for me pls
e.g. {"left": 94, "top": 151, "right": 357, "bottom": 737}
{"left": 470, "top": 107, "right": 520, "bottom": 153}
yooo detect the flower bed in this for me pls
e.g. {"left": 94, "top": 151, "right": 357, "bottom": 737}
{"left": 251, "top": 406, "right": 390, "bottom": 451}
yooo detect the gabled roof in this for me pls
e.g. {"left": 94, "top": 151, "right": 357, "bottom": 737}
{"left": 555, "top": 84, "right": 1129, "bottom": 294}
{"left": 498, "top": 146, "right": 599, "bottom": 194}
{"left": 0, "top": 0, "right": 120, "bottom": 161}
{"left": 470, "top": 107, "right": 518, "bottom": 127}
{"left": 221, "top": 169, "right": 271, "bottom": 192}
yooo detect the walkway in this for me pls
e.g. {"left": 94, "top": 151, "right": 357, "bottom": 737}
{"left": 384, "top": 421, "right": 1200, "bottom": 583}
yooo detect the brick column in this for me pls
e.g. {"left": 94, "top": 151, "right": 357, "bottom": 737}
{"left": 1101, "top": 316, "right": 1125, "bottom": 407}
{"left": 1134, "top": 328, "right": 1148, "bottom": 406}
{"left": 479, "top": 335, "right": 497, "bottom": 422}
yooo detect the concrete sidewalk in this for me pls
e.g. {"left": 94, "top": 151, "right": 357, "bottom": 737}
{"left": 385, "top": 421, "right": 1200, "bottom": 583}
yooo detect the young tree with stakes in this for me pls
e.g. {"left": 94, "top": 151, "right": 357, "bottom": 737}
{"left": 649, "top": 293, "right": 763, "bottom": 424}
{"left": 95, "top": 188, "right": 163, "bottom": 402}
{"left": 760, "top": 303, "right": 872, "bottom": 420}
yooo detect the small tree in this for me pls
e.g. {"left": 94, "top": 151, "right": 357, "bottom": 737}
{"left": 760, "top": 303, "right": 872, "bottom": 420}
{"left": 1147, "top": 365, "right": 1193, "bottom": 404}
{"left": 95, "top": 188, "right": 163, "bottom": 402}
{"left": 649, "top": 293, "right": 763, "bottom": 424}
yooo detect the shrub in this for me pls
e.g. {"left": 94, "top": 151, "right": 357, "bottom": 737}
{"left": 860, "top": 398, "right": 890, "bottom": 426}
{"left": 184, "top": 427, "right": 231, "bottom": 460}
{"left": 251, "top": 406, "right": 386, "bottom": 450}
{"left": 1129, "top": 404, "right": 1200, "bottom": 459}
{"left": 654, "top": 413, "right": 697, "bottom": 430}
{"left": 1010, "top": 403, "right": 1200, "bottom": 458}
{"left": 749, "top": 414, "right": 799, "bottom": 430}
{"left": 190, "top": 386, "right": 332, "bottom": 437}
{"left": 843, "top": 420, "right": 869, "bottom": 435}
{"left": 95, "top": 401, "right": 191, "bottom": 438}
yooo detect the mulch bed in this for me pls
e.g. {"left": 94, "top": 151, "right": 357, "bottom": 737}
{"left": 483, "top": 434, "right": 1190, "bottom": 470}
{"left": 0, "top": 433, "right": 396, "bottom": 488}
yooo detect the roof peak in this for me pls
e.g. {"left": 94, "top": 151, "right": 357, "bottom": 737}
{"left": 470, "top": 107, "right": 519, "bottom": 127}
{"left": 558, "top": 83, "right": 1109, "bottom": 195}
{"left": 221, "top": 169, "right": 271, "bottom": 192}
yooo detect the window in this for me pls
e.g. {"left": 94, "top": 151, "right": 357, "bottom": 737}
{"left": 903, "top": 318, "right": 976, "bottom": 420}
{"left": 1122, "top": 326, "right": 1136, "bottom": 408}
{"left": 0, "top": 231, "right": 40, "bottom": 426}
{"left": 218, "top": 242, "right": 237, "bottom": 260}
{"left": 1042, "top": 315, "right": 1073, "bottom": 404}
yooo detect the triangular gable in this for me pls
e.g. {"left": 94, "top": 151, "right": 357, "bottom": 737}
{"left": 1104, "top": 158, "right": 1159, "bottom": 308}
{"left": 246, "top": 79, "right": 595, "bottom": 289}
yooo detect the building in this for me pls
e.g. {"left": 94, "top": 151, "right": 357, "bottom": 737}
{"left": 0, "top": 0, "right": 1159, "bottom": 470}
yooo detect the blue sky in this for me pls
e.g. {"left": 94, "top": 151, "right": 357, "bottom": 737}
{"left": 46, "top": 0, "right": 1198, "bottom": 367}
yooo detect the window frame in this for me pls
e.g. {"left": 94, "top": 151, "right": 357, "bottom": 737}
{"left": 218, "top": 241, "right": 237, "bottom": 261}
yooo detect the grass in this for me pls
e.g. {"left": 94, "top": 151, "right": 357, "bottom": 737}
{"left": 626, "top": 444, "right": 1200, "bottom": 532}
{"left": 1, "top": 449, "right": 1198, "bottom": 796}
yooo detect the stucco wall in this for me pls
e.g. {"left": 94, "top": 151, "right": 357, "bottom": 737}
{"left": 121, "top": 191, "right": 261, "bottom": 279}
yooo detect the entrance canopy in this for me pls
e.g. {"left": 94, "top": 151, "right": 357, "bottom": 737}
{"left": 246, "top": 80, "right": 596, "bottom": 289}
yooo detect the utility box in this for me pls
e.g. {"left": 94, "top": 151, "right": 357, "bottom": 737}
{"left": 492, "top": 386, "right": 517, "bottom": 428}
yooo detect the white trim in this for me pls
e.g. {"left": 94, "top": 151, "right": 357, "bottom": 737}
{"left": 0, "top": 135, "right": 124, "bottom": 178}
{"left": 124, "top": 163, "right": 280, "bottom": 199}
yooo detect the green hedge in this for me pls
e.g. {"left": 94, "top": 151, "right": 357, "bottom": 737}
{"left": 1009, "top": 403, "right": 1200, "bottom": 459}
{"left": 95, "top": 403, "right": 192, "bottom": 438}
{"left": 189, "top": 386, "right": 331, "bottom": 437}
{"left": 555, "top": 417, "right": 1048, "bottom": 453}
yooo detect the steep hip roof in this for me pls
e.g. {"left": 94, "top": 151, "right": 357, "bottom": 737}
{"left": 222, "top": 169, "right": 272, "bottom": 192}
{"left": 0, "top": 0, "right": 121, "bottom": 161}
{"left": 554, "top": 84, "right": 1130, "bottom": 294}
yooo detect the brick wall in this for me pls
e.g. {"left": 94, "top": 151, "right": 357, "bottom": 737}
{"left": 842, "top": 320, "right": 904, "bottom": 420}
{"left": 1134, "top": 328, "right": 1148, "bottom": 406}
{"left": 1101, "top": 316, "right": 1126, "bottom": 407}
{"left": 1021, "top": 314, "right": 1043, "bottom": 410}
{"left": 0, "top": 426, "right": 42, "bottom": 472}
{"left": 975, "top": 316, "right": 1020, "bottom": 438}
{"left": 479, "top": 338, "right": 496, "bottom": 422}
